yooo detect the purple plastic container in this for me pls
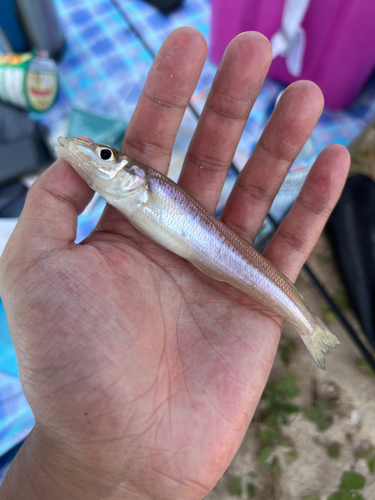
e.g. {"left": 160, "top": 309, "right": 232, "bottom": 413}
{"left": 210, "top": 0, "right": 375, "bottom": 109}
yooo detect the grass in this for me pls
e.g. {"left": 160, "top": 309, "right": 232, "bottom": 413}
{"left": 228, "top": 475, "right": 257, "bottom": 498}
{"left": 256, "top": 373, "right": 300, "bottom": 477}
{"left": 327, "top": 441, "right": 341, "bottom": 459}
{"left": 355, "top": 359, "right": 375, "bottom": 377}
{"left": 304, "top": 397, "right": 335, "bottom": 431}
{"left": 280, "top": 338, "right": 298, "bottom": 366}
{"left": 327, "top": 471, "right": 366, "bottom": 500}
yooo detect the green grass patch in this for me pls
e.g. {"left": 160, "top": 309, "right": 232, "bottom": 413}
{"left": 257, "top": 373, "right": 300, "bottom": 477}
{"left": 367, "top": 454, "right": 375, "bottom": 473}
{"left": 322, "top": 303, "right": 336, "bottom": 324}
{"left": 327, "top": 471, "right": 366, "bottom": 500}
{"left": 334, "top": 290, "right": 352, "bottom": 309}
{"left": 318, "top": 249, "right": 334, "bottom": 263}
{"left": 275, "top": 372, "right": 300, "bottom": 398}
{"left": 354, "top": 441, "right": 375, "bottom": 474}
{"left": 247, "top": 483, "right": 256, "bottom": 499}
{"left": 280, "top": 338, "right": 298, "bottom": 366}
{"left": 328, "top": 493, "right": 364, "bottom": 500}
{"left": 327, "top": 441, "right": 341, "bottom": 459}
{"left": 355, "top": 358, "right": 375, "bottom": 377}
{"left": 304, "top": 405, "right": 333, "bottom": 431}
{"left": 228, "top": 477, "right": 242, "bottom": 496}
{"left": 341, "top": 472, "right": 365, "bottom": 490}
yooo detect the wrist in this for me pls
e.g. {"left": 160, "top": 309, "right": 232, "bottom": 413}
{"left": 0, "top": 424, "right": 148, "bottom": 500}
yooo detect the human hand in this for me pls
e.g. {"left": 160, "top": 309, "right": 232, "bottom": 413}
{"left": 0, "top": 28, "right": 349, "bottom": 500}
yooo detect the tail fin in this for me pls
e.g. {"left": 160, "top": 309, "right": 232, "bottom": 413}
{"left": 301, "top": 317, "right": 340, "bottom": 370}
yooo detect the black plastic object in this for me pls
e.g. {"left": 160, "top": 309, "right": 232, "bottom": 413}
{"left": 0, "top": 182, "right": 28, "bottom": 217}
{"left": 0, "top": 135, "right": 53, "bottom": 185}
{"left": 0, "top": 102, "right": 54, "bottom": 185}
{"left": 0, "top": 103, "right": 37, "bottom": 144}
{"left": 144, "top": 0, "right": 183, "bottom": 13}
{"left": 326, "top": 174, "right": 375, "bottom": 348}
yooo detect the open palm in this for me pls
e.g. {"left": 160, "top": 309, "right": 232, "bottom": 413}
{"left": 0, "top": 28, "right": 349, "bottom": 500}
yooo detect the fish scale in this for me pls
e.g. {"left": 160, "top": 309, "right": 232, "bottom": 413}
{"left": 148, "top": 170, "right": 309, "bottom": 330}
{"left": 56, "top": 137, "right": 340, "bottom": 369}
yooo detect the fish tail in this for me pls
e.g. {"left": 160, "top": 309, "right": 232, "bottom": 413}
{"left": 300, "top": 317, "right": 340, "bottom": 370}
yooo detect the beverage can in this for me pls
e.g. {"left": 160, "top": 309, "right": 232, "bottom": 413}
{"left": 0, "top": 50, "right": 58, "bottom": 112}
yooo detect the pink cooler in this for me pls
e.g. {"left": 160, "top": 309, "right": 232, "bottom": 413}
{"left": 210, "top": 0, "right": 375, "bottom": 109}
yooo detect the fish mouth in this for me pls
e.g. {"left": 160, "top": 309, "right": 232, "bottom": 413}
{"left": 57, "top": 136, "right": 90, "bottom": 148}
{"left": 55, "top": 137, "right": 98, "bottom": 189}
{"left": 55, "top": 137, "right": 83, "bottom": 170}
{"left": 55, "top": 144, "right": 68, "bottom": 161}
{"left": 57, "top": 136, "right": 67, "bottom": 148}
{"left": 55, "top": 137, "right": 89, "bottom": 162}
{"left": 56, "top": 137, "right": 68, "bottom": 156}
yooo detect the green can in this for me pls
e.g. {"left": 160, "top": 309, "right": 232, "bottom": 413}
{"left": 0, "top": 50, "right": 59, "bottom": 112}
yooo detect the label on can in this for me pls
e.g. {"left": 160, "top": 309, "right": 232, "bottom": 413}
{"left": 26, "top": 55, "right": 59, "bottom": 111}
{"left": 0, "top": 52, "right": 58, "bottom": 112}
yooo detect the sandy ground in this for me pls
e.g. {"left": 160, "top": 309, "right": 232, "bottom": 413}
{"left": 205, "top": 126, "right": 375, "bottom": 500}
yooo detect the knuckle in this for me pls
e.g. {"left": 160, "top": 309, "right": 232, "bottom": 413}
{"left": 277, "top": 225, "right": 309, "bottom": 255}
{"left": 297, "top": 192, "right": 332, "bottom": 218}
{"left": 125, "top": 136, "right": 171, "bottom": 161}
{"left": 257, "top": 136, "right": 295, "bottom": 163}
{"left": 223, "top": 219, "right": 252, "bottom": 243}
{"left": 143, "top": 88, "right": 187, "bottom": 111}
{"left": 205, "top": 99, "right": 249, "bottom": 123}
{"left": 237, "top": 180, "right": 274, "bottom": 204}
{"left": 185, "top": 151, "right": 229, "bottom": 173}
{"left": 207, "top": 88, "right": 252, "bottom": 122}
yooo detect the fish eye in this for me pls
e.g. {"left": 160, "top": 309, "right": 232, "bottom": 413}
{"left": 99, "top": 148, "right": 113, "bottom": 161}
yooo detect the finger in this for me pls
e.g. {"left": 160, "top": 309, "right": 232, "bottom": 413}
{"left": 178, "top": 32, "right": 272, "bottom": 213}
{"left": 7, "top": 151, "right": 94, "bottom": 252}
{"left": 121, "top": 27, "right": 207, "bottom": 174}
{"left": 221, "top": 81, "right": 324, "bottom": 241}
{"left": 263, "top": 144, "right": 350, "bottom": 281}
{"left": 96, "top": 28, "right": 206, "bottom": 237}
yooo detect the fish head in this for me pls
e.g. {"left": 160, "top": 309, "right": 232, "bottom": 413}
{"left": 55, "top": 137, "right": 147, "bottom": 198}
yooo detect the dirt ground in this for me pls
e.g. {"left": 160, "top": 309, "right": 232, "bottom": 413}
{"left": 205, "top": 125, "right": 375, "bottom": 500}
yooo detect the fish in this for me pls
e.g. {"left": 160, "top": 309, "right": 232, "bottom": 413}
{"left": 56, "top": 137, "right": 340, "bottom": 369}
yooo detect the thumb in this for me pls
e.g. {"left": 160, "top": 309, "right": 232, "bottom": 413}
{"left": 4, "top": 150, "right": 94, "bottom": 255}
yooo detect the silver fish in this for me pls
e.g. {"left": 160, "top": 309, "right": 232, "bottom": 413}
{"left": 56, "top": 137, "right": 339, "bottom": 369}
